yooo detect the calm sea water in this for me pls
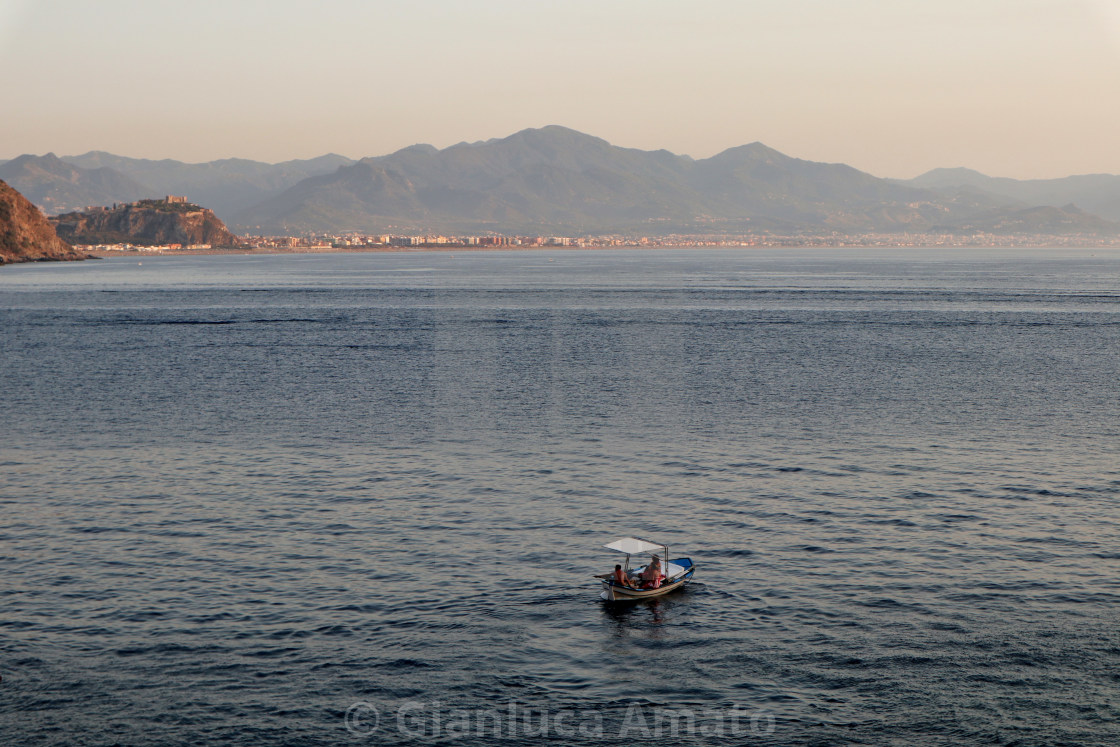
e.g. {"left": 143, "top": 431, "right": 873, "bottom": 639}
{"left": 2, "top": 248, "right": 1119, "bottom": 746}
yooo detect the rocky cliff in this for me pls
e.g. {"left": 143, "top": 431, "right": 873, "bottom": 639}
{"left": 0, "top": 179, "right": 89, "bottom": 265}
{"left": 51, "top": 198, "right": 242, "bottom": 247}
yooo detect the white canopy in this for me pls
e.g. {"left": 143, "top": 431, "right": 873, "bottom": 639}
{"left": 604, "top": 537, "right": 666, "bottom": 555}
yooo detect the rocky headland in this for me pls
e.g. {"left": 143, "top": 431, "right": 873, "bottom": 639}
{"left": 51, "top": 197, "right": 242, "bottom": 248}
{"left": 0, "top": 179, "right": 89, "bottom": 265}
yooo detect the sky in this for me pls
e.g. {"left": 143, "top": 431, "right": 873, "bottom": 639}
{"left": 2, "top": 0, "right": 1120, "bottom": 179}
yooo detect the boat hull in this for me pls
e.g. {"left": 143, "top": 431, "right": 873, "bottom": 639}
{"left": 600, "top": 558, "right": 695, "bottom": 601}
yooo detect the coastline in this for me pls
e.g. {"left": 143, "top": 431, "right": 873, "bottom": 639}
{"left": 82, "top": 236, "right": 1120, "bottom": 258}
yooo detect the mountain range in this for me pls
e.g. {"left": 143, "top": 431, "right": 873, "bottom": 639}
{"left": 901, "top": 168, "right": 1120, "bottom": 225}
{"left": 3, "top": 126, "right": 1119, "bottom": 237}
{"left": 0, "top": 152, "right": 354, "bottom": 221}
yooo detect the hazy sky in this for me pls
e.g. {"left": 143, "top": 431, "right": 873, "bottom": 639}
{"left": 3, "top": 0, "right": 1119, "bottom": 178}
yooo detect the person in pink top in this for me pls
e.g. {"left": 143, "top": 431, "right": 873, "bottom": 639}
{"left": 640, "top": 555, "right": 664, "bottom": 589}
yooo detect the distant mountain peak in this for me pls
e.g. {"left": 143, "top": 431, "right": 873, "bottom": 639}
{"left": 509, "top": 124, "right": 606, "bottom": 140}
{"left": 458, "top": 126, "right": 612, "bottom": 155}
{"left": 908, "top": 167, "right": 994, "bottom": 188}
{"left": 394, "top": 143, "right": 439, "bottom": 156}
{"left": 6, "top": 152, "right": 66, "bottom": 170}
{"left": 919, "top": 166, "right": 991, "bottom": 179}
{"left": 526, "top": 125, "right": 612, "bottom": 145}
{"left": 709, "top": 141, "right": 789, "bottom": 162}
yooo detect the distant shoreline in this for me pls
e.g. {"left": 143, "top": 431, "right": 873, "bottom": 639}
{"left": 83, "top": 239, "right": 1120, "bottom": 258}
{"left": 82, "top": 245, "right": 642, "bottom": 258}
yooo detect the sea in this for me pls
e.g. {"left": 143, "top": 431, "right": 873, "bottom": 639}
{"left": 2, "top": 247, "right": 1119, "bottom": 746}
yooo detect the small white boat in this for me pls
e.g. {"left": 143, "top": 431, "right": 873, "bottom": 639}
{"left": 596, "top": 537, "right": 696, "bottom": 602}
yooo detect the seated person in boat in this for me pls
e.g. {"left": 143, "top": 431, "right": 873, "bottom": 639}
{"left": 639, "top": 555, "right": 665, "bottom": 589}
{"left": 612, "top": 564, "right": 634, "bottom": 587}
